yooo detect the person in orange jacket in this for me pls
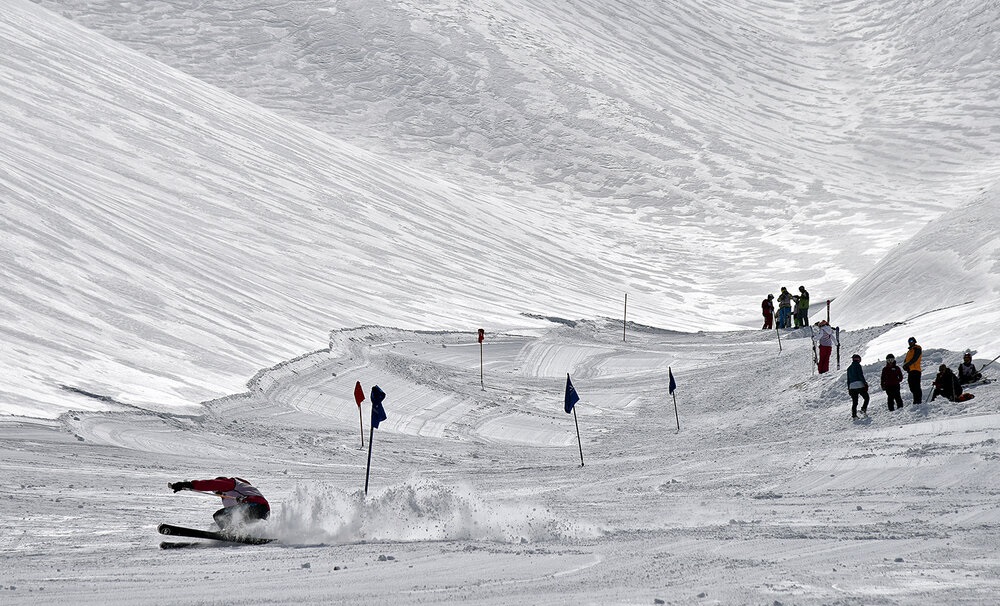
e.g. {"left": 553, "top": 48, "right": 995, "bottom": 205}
{"left": 902, "top": 337, "right": 923, "bottom": 405}
{"left": 168, "top": 477, "right": 270, "bottom": 530}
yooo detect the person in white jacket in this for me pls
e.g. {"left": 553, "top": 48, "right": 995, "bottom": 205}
{"left": 814, "top": 320, "right": 836, "bottom": 374}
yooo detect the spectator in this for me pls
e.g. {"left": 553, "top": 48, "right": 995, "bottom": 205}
{"left": 931, "top": 365, "right": 963, "bottom": 402}
{"left": 957, "top": 351, "right": 982, "bottom": 385}
{"left": 902, "top": 337, "right": 923, "bottom": 405}
{"left": 761, "top": 294, "right": 775, "bottom": 330}
{"left": 796, "top": 286, "right": 810, "bottom": 327}
{"left": 880, "top": 353, "right": 904, "bottom": 411}
{"left": 846, "top": 354, "right": 870, "bottom": 418}
{"left": 814, "top": 320, "right": 836, "bottom": 374}
{"left": 776, "top": 287, "right": 793, "bottom": 329}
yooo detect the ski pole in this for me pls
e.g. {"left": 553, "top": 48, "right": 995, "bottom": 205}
{"left": 809, "top": 325, "right": 817, "bottom": 375}
{"left": 979, "top": 352, "right": 1000, "bottom": 372}
{"left": 835, "top": 326, "right": 841, "bottom": 370}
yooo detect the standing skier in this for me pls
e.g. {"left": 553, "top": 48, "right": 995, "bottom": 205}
{"left": 814, "top": 320, "right": 836, "bottom": 374}
{"left": 168, "top": 477, "right": 270, "bottom": 530}
{"left": 846, "top": 354, "right": 870, "bottom": 419}
{"left": 902, "top": 337, "right": 923, "bottom": 405}
{"left": 880, "top": 353, "right": 904, "bottom": 411}
{"left": 761, "top": 294, "right": 775, "bottom": 330}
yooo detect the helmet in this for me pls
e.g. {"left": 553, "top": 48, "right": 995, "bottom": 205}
{"left": 852, "top": 354, "right": 861, "bottom": 361}
{"left": 908, "top": 337, "right": 917, "bottom": 345}
{"left": 886, "top": 353, "right": 895, "bottom": 360}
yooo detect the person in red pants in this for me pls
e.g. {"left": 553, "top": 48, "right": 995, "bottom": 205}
{"left": 761, "top": 294, "right": 775, "bottom": 329}
{"left": 168, "top": 477, "right": 270, "bottom": 530}
{"left": 814, "top": 320, "right": 836, "bottom": 373}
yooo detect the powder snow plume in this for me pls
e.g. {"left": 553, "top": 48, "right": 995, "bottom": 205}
{"left": 269, "top": 477, "right": 600, "bottom": 545}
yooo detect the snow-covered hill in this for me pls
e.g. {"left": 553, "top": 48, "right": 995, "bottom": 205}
{"left": 4, "top": 1, "right": 1000, "bottom": 603}
{"left": 7, "top": 0, "right": 1000, "bottom": 417}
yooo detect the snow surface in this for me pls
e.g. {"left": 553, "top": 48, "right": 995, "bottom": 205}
{"left": 2, "top": 0, "right": 1000, "bottom": 604}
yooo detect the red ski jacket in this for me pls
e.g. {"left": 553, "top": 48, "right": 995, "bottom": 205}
{"left": 190, "top": 477, "right": 269, "bottom": 509}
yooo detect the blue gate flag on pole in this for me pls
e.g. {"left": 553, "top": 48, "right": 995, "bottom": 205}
{"left": 370, "top": 385, "right": 387, "bottom": 429}
{"left": 669, "top": 368, "right": 677, "bottom": 395}
{"left": 564, "top": 374, "right": 579, "bottom": 414}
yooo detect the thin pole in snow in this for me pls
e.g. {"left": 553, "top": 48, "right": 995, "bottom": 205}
{"left": 363, "top": 424, "right": 375, "bottom": 495}
{"left": 623, "top": 293, "right": 628, "bottom": 342}
{"left": 978, "top": 352, "right": 1000, "bottom": 373}
{"left": 478, "top": 328, "right": 485, "bottom": 390}
{"left": 672, "top": 393, "right": 680, "bottom": 432}
{"left": 572, "top": 407, "right": 584, "bottom": 467}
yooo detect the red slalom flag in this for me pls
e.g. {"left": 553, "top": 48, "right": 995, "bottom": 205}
{"left": 353, "top": 381, "right": 365, "bottom": 448}
{"left": 478, "top": 328, "right": 485, "bottom": 343}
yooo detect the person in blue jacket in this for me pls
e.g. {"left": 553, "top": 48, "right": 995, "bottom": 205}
{"left": 846, "top": 353, "right": 870, "bottom": 418}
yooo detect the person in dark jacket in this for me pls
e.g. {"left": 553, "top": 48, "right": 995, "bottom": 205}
{"left": 902, "top": 337, "right": 923, "bottom": 405}
{"left": 761, "top": 294, "right": 775, "bottom": 330}
{"left": 776, "top": 287, "right": 793, "bottom": 329}
{"left": 931, "top": 365, "right": 963, "bottom": 402}
{"left": 846, "top": 354, "right": 870, "bottom": 418}
{"left": 880, "top": 353, "right": 904, "bottom": 411}
{"left": 168, "top": 476, "right": 270, "bottom": 529}
{"left": 957, "top": 351, "right": 982, "bottom": 385}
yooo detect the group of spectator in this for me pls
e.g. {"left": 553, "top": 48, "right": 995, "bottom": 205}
{"left": 761, "top": 286, "right": 811, "bottom": 329}
{"left": 845, "top": 338, "right": 982, "bottom": 419}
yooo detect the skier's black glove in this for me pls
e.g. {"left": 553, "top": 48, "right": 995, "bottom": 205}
{"left": 169, "top": 481, "right": 193, "bottom": 493}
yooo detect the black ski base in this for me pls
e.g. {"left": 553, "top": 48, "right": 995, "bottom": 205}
{"left": 158, "top": 523, "right": 275, "bottom": 546}
{"left": 160, "top": 541, "right": 203, "bottom": 549}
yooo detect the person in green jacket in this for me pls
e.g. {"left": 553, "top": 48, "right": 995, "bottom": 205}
{"left": 846, "top": 354, "right": 870, "bottom": 418}
{"left": 795, "top": 286, "right": 810, "bottom": 327}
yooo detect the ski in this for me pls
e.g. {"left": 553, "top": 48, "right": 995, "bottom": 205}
{"left": 160, "top": 541, "right": 203, "bottom": 549}
{"left": 157, "top": 523, "right": 274, "bottom": 545}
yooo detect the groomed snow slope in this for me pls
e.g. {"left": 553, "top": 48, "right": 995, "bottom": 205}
{"left": 5, "top": 0, "right": 1000, "bottom": 416}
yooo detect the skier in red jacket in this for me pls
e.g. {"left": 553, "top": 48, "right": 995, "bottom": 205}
{"left": 168, "top": 477, "right": 270, "bottom": 530}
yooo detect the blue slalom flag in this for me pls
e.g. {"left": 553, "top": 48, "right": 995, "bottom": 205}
{"left": 669, "top": 367, "right": 677, "bottom": 395}
{"left": 370, "top": 385, "right": 387, "bottom": 429}
{"left": 564, "top": 374, "right": 579, "bottom": 414}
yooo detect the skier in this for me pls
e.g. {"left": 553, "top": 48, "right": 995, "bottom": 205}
{"left": 776, "top": 287, "right": 793, "bottom": 329}
{"left": 846, "top": 354, "right": 870, "bottom": 418}
{"left": 880, "top": 353, "right": 904, "bottom": 411}
{"left": 930, "top": 365, "right": 964, "bottom": 402}
{"left": 957, "top": 351, "right": 982, "bottom": 385}
{"left": 814, "top": 320, "right": 836, "bottom": 373}
{"left": 761, "top": 294, "right": 775, "bottom": 330}
{"left": 902, "top": 337, "right": 923, "bottom": 405}
{"left": 168, "top": 477, "right": 270, "bottom": 530}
